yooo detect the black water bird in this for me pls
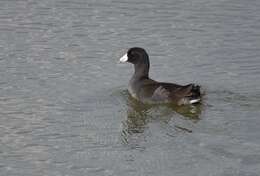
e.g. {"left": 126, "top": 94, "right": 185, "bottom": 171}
{"left": 119, "top": 47, "right": 201, "bottom": 105}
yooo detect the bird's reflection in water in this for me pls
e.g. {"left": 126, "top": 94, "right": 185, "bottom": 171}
{"left": 120, "top": 91, "right": 203, "bottom": 145}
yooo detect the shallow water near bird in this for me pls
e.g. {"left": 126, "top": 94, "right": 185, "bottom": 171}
{"left": 1, "top": 0, "right": 260, "bottom": 175}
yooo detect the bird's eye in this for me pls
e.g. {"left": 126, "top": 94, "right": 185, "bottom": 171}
{"left": 128, "top": 51, "right": 134, "bottom": 58}
{"left": 129, "top": 51, "right": 137, "bottom": 57}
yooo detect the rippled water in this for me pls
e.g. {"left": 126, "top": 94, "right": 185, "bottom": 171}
{"left": 1, "top": 0, "right": 260, "bottom": 175}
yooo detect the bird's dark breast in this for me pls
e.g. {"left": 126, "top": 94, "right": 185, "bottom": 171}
{"left": 128, "top": 79, "right": 155, "bottom": 101}
{"left": 132, "top": 82, "right": 173, "bottom": 103}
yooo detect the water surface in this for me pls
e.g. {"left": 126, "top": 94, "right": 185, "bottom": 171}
{"left": 1, "top": 0, "right": 260, "bottom": 175}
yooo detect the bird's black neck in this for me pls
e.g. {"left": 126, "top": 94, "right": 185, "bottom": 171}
{"left": 133, "top": 57, "right": 150, "bottom": 80}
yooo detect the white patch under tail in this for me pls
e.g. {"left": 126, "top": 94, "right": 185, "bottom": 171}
{"left": 189, "top": 99, "right": 200, "bottom": 104}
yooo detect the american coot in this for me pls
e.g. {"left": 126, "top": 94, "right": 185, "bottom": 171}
{"left": 119, "top": 47, "right": 201, "bottom": 105}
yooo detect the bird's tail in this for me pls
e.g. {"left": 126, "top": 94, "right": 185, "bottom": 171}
{"left": 189, "top": 84, "right": 201, "bottom": 104}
